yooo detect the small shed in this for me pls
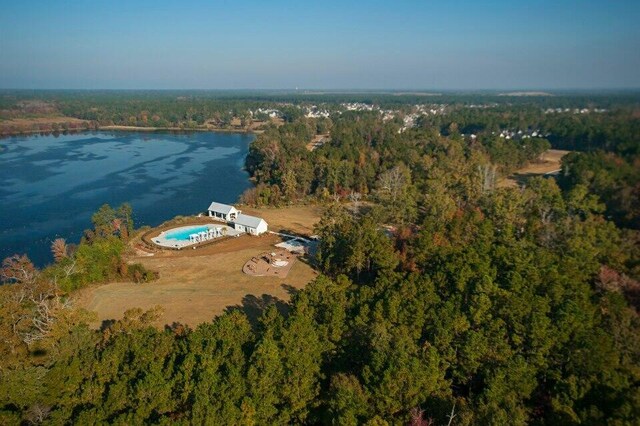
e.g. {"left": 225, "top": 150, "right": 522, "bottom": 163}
{"left": 233, "top": 214, "right": 268, "bottom": 235}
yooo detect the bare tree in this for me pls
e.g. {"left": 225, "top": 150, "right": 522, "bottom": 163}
{"left": 478, "top": 163, "right": 497, "bottom": 193}
{"left": 349, "top": 191, "right": 362, "bottom": 216}
{"left": 408, "top": 407, "right": 434, "bottom": 426}
{"left": 62, "top": 258, "right": 80, "bottom": 278}
{"left": 377, "top": 165, "right": 407, "bottom": 203}
{"left": 446, "top": 401, "right": 457, "bottom": 426}
{"left": 14, "top": 280, "right": 72, "bottom": 345}
{"left": 26, "top": 403, "right": 51, "bottom": 424}
{"left": 1, "top": 255, "right": 38, "bottom": 285}
{"left": 2, "top": 255, "right": 73, "bottom": 345}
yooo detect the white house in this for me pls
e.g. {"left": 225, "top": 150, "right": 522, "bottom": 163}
{"left": 233, "top": 214, "right": 268, "bottom": 235}
{"left": 208, "top": 202, "right": 240, "bottom": 221}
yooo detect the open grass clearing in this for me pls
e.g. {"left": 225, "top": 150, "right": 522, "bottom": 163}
{"left": 498, "top": 149, "right": 571, "bottom": 188}
{"left": 78, "top": 206, "right": 323, "bottom": 328}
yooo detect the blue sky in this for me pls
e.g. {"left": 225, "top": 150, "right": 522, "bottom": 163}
{"left": 1, "top": 0, "right": 639, "bottom": 89}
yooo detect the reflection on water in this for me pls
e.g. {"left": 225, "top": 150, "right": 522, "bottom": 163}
{"left": 0, "top": 131, "right": 254, "bottom": 266}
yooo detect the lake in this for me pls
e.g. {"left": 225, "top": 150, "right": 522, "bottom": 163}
{"left": 0, "top": 131, "right": 254, "bottom": 267}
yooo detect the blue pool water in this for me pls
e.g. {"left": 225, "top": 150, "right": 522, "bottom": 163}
{"left": 165, "top": 226, "right": 210, "bottom": 241}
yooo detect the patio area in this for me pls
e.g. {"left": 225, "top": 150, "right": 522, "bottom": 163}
{"left": 242, "top": 249, "right": 297, "bottom": 278}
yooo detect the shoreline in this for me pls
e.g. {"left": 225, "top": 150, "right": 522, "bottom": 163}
{"left": 99, "top": 125, "right": 255, "bottom": 134}
{"left": 0, "top": 124, "right": 260, "bottom": 138}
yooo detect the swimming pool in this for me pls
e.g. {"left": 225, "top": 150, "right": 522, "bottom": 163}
{"left": 164, "top": 225, "right": 210, "bottom": 241}
{"left": 152, "top": 224, "right": 241, "bottom": 249}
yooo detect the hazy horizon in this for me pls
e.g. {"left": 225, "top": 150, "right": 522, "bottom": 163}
{"left": 2, "top": 88, "right": 640, "bottom": 93}
{"left": 1, "top": 0, "right": 639, "bottom": 90}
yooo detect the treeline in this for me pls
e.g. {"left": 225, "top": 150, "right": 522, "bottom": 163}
{"left": 1, "top": 91, "right": 280, "bottom": 129}
{"left": 4, "top": 89, "right": 638, "bottom": 109}
{"left": 58, "top": 96, "right": 260, "bottom": 129}
{"left": 438, "top": 107, "right": 639, "bottom": 154}
{"left": 3, "top": 90, "right": 638, "bottom": 132}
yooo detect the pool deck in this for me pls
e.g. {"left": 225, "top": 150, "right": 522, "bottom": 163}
{"left": 152, "top": 224, "right": 242, "bottom": 249}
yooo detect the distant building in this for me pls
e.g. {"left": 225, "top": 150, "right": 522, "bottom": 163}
{"left": 208, "top": 202, "right": 240, "bottom": 221}
{"left": 233, "top": 214, "right": 268, "bottom": 236}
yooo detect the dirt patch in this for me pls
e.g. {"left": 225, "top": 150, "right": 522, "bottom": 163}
{"left": 77, "top": 234, "right": 318, "bottom": 328}
{"left": 498, "top": 149, "right": 571, "bottom": 188}
{"left": 243, "top": 250, "right": 297, "bottom": 277}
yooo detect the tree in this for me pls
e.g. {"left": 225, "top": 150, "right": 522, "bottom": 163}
{"left": 278, "top": 302, "right": 325, "bottom": 423}
{"left": 349, "top": 191, "right": 362, "bottom": 216}
{"left": 246, "top": 335, "right": 285, "bottom": 423}
{"left": 478, "top": 163, "right": 497, "bottom": 193}
{"left": 187, "top": 312, "right": 252, "bottom": 424}
{"left": 0, "top": 256, "right": 71, "bottom": 347}
{"left": 91, "top": 204, "right": 117, "bottom": 239}
{"left": 282, "top": 169, "right": 298, "bottom": 201}
{"left": 51, "top": 238, "right": 69, "bottom": 263}
{"left": 1, "top": 255, "right": 38, "bottom": 285}
{"left": 375, "top": 164, "right": 417, "bottom": 224}
{"left": 326, "top": 374, "right": 369, "bottom": 425}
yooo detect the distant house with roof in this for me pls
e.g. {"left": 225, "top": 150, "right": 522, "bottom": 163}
{"left": 208, "top": 202, "right": 240, "bottom": 221}
{"left": 233, "top": 213, "right": 268, "bottom": 236}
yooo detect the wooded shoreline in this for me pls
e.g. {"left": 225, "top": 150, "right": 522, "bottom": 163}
{"left": 0, "top": 122, "right": 260, "bottom": 138}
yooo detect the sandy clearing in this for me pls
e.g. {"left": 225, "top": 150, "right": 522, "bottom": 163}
{"left": 498, "top": 149, "right": 571, "bottom": 188}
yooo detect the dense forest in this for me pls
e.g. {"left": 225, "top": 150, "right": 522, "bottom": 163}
{"left": 1, "top": 92, "right": 639, "bottom": 424}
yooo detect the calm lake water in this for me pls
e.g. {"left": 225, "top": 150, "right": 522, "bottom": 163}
{"left": 0, "top": 131, "right": 254, "bottom": 266}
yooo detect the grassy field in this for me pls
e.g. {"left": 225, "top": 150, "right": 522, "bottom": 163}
{"left": 498, "top": 149, "right": 570, "bottom": 188}
{"left": 242, "top": 205, "right": 324, "bottom": 235}
{"left": 78, "top": 205, "right": 323, "bottom": 327}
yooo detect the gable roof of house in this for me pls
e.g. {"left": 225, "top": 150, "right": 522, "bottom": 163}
{"left": 234, "top": 213, "right": 266, "bottom": 228}
{"left": 207, "top": 202, "right": 237, "bottom": 215}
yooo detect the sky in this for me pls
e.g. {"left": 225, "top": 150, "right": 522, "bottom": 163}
{"left": 1, "top": 0, "right": 639, "bottom": 90}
